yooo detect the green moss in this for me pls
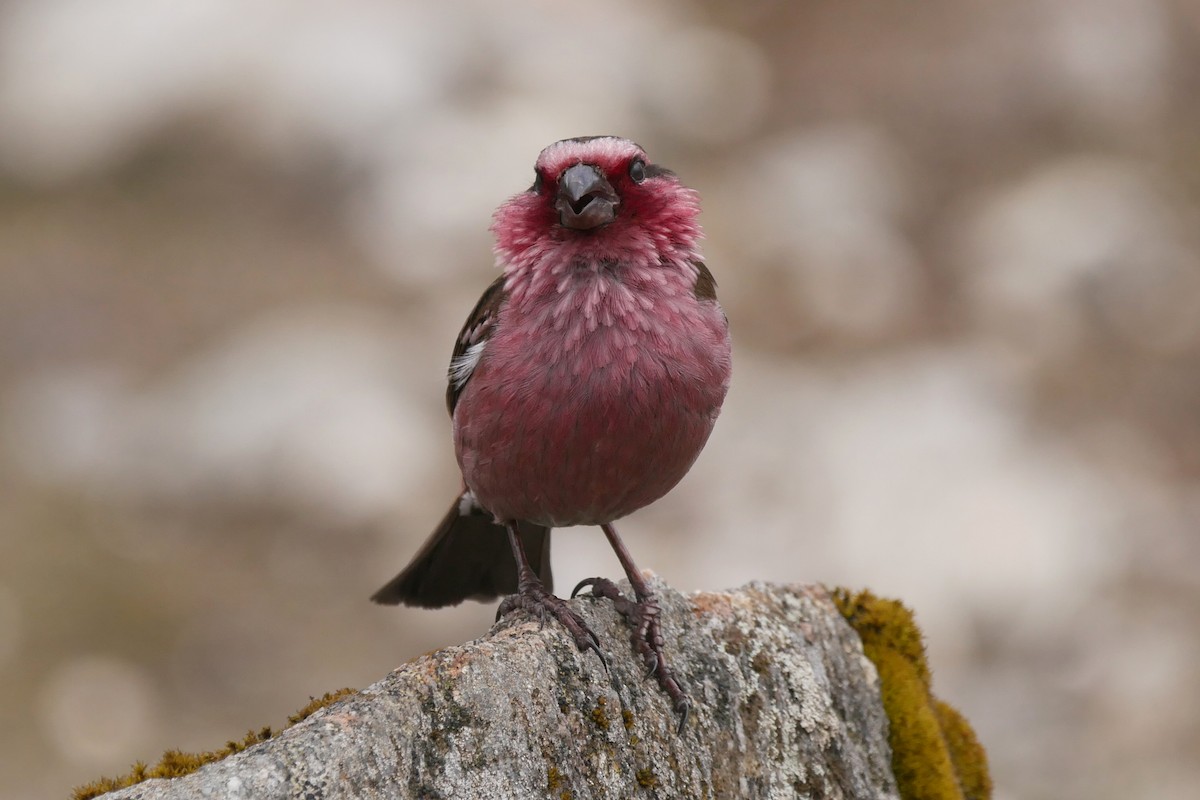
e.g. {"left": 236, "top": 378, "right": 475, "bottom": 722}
{"left": 833, "top": 589, "right": 992, "bottom": 800}
{"left": 635, "top": 767, "right": 658, "bottom": 788}
{"left": 72, "top": 688, "right": 357, "bottom": 800}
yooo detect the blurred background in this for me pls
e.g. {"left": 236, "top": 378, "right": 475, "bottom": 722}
{"left": 1, "top": 1, "right": 1198, "bottom": 798}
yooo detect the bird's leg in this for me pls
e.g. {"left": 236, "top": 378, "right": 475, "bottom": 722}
{"left": 572, "top": 523, "right": 690, "bottom": 731}
{"left": 496, "top": 522, "right": 607, "bottom": 671}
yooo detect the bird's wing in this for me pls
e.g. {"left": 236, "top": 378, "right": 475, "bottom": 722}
{"left": 692, "top": 259, "right": 718, "bottom": 301}
{"left": 446, "top": 274, "right": 507, "bottom": 415}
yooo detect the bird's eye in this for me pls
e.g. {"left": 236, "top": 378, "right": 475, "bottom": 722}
{"left": 628, "top": 159, "right": 647, "bottom": 184}
{"left": 530, "top": 170, "right": 543, "bottom": 193}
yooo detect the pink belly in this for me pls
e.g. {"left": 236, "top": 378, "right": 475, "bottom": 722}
{"left": 454, "top": 325, "right": 729, "bottom": 527}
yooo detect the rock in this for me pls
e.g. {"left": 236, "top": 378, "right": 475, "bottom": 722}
{"left": 93, "top": 581, "right": 898, "bottom": 799}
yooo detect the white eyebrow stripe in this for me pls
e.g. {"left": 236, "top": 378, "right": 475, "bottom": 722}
{"left": 449, "top": 340, "right": 487, "bottom": 390}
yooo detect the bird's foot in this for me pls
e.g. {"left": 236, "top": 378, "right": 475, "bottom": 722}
{"left": 572, "top": 577, "right": 690, "bottom": 732}
{"left": 498, "top": 580, "right": 608, "bottom": 672}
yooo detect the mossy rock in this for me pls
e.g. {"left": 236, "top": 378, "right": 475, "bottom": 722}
{"left": 76, "top": 589, "right": 991, "bottom": 799}
{"left": 72, "top": 689, "right": 358, "bottom": 800}
{"left": 833, "top": 588, "right": 992, "bottom": 800}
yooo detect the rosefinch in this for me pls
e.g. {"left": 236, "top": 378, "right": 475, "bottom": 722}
{"left": 372, "top": 136, "right": 731, "bottom": 727}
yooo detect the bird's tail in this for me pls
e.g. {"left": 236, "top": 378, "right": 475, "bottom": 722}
{"left": 370, "top": 494, "right": 552, "bottom": 608}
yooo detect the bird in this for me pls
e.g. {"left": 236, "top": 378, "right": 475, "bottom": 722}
{"left": 371, "top": 136, "right": 731, "bottom": 728}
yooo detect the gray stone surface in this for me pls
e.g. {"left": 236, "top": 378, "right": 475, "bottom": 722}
{"left": 100, "top": 581, "right": 899, "bottom": 799}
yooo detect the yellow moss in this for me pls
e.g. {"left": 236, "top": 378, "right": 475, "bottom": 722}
{"left": 72, "top": 688, "right": 357, "bottom": 800}
{"left": 547, "top": 764, "right": 575, "bottom": 799}
{"left": 286, "top": 687, "right": 357, "bottom": 724}
{"left": 934, "top": 700, "right": 992, "bottom": 800}
{"left": 833, "top": 587, "right": 929, "bottom": 685}
{"left": 636, "top": 767, "right": 658, "bottom": 788}
{"left": 590, "top": 697, "right": 610, "bottom": 731}
{"left": 833, "top": 589, "right": 992, "bottom": 800}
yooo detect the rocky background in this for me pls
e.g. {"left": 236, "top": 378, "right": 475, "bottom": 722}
{"left": 1, "top": 1, "right": 1198, "bottom": 798}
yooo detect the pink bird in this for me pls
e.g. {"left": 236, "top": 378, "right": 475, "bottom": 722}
{"left": 372, "top": 136, "right": 732, "bottom": 727}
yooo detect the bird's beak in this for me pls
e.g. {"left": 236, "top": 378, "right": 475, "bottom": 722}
{"left": 556, "top": 163, "right": 619, "bottom": 231}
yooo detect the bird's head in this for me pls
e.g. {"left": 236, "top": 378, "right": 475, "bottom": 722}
{"left": 491, "top": 136, "right": 702, "bottom": 267}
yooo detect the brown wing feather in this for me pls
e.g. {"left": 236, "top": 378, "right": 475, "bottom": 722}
{"left": 446, "top": 275, "right": 508, "bottom": 414}
{"left": 692, "top": 259, "right": 718, "bottom": 301}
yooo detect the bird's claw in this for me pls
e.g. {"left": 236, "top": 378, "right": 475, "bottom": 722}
{"left": 674, "top": 697, "right": 691, "bottom": 735}
{"left": 497, "top": 583, "right": 609, "bottom": 673}
{"left": 644, "top": 652, "right": 659, "bottom": 679}
{"left": 576, "top": 577, "right": 691, "bottom": 733}
{"left": 588, "top": 635, "right": 610, "bottom": 674}
{"left": 572, "top": 576, "right": 628, "bottom": 602}
{"left": 571, "top": 577, "right": 615, "bottom": 599}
